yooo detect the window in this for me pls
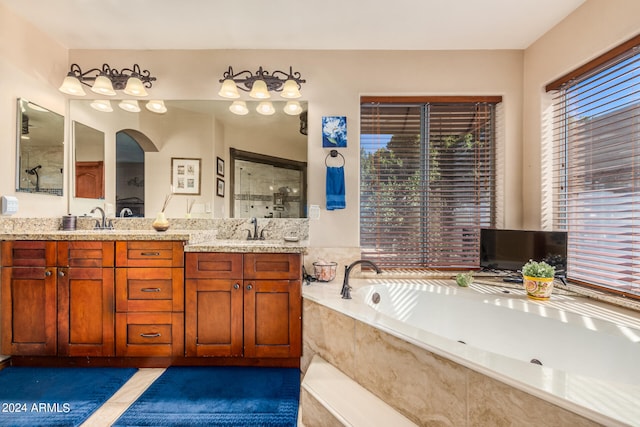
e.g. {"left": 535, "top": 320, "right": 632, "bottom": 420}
{"left": 360, "top": 97, "right": 500, "bottom": 269}
{"left": 548, "top": 36, "right": 640, "bottom": 298}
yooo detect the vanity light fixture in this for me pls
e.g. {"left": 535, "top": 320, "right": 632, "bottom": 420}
{"left": 58, "top": 63, "right": 157, "bottom": 97}
{"left": 218, "top": 66, "right": 305, "bottom": 100}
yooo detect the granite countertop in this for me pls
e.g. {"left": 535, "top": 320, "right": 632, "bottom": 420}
{"left": 0, "top": 230, "right": 308, "bottom": 254}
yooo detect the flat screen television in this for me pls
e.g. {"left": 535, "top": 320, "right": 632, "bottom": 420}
{"left": 479, "top": 228, "right": 567, "bottom": 274}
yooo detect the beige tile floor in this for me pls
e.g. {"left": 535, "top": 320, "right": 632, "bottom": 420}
{"left": 80, "top": 368, "right": 165, "bottom": 427}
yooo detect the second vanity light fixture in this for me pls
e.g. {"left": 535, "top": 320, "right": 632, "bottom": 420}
{"left": 59, "top": 63, "right": 166, "bottom": 114}
{"left": 218, "top": 66, "right": 305, "bottom": 116}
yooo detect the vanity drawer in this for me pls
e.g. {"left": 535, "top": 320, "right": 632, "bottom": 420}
{"left": 57, "top": 241, "right": 114, "bottom": 268}
{"left": 116, "top": 241, "right": 184, "bottom": 268}
{"left": 115, "top": 267, "right": 184, "bottom": 312}
{"left": 185, "top": 253, "right": 243, "bottom": 279}
{"left": 243, "top": 253, "right": 301, "bottom": 280}
{"left": 115, "top": 312, "right": 184, "bottom": 357}
{"left": 1, "top": 241, "right": 56, "bottom": 267}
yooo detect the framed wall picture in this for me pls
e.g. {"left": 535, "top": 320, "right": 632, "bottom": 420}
{"left": 322, "top": 116, "right": 347, "bottom": 147}
{"left": 216, "top": 156, "right": 225, "bottom": 177}
{"left": 171, "top": 157, "right": 201, "bottom": 195}
{"left": 216, "top": 178, "right": 225, "bottom": 197}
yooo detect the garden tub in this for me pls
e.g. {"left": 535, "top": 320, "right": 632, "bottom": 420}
{"left": 302, "top": 278, "right": 640, "bottom": 426}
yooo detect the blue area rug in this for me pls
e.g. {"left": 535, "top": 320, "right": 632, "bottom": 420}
{"left": 0, "top": 366, "right": 137, "bottom": 427}
{"left": 113, "top": 366, "right": 300, "bottom": 427}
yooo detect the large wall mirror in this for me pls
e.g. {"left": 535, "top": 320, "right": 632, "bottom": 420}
{"left": 73, "top": 121, "right": 105, "bottom": 199}
{"left": 68, "top": 100, "right": 307, "bottom": 217}
{"left": 16, "top": 98, "right": 64, "bottom": 195}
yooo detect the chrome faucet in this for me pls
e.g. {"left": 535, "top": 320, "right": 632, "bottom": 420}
{"left": 341, "top": 260, "right": 382, "bottom": 299}
{"left": 119, "top": 207, "right": 133, "bottom": 218}
{"left": 90, "top": 206, "right": 113, "bottom": 230}
{"left": 246, "top": 217, "right": 265, "bottom": 240}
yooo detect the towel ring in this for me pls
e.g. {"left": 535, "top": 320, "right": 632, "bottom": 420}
{"left": 325, "top": 149, "right": 345, "bottom": 167}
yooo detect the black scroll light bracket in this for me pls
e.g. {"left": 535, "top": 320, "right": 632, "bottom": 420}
{"left": 325, "top": 149, "right": 345, "bottom": 167}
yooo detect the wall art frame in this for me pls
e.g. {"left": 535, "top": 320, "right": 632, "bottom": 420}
{"left": 171, "top": 157, "right": 201, "bottom": 195}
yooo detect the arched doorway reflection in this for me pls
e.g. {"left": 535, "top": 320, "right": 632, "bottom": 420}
{"left": 116, "top": 130, "right": 157, "bottom": 217}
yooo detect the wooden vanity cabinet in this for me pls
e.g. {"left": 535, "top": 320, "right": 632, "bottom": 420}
{"left": 56, "top": 241, "right": 115, "bottom": 357}
{"left": 115, "top": 241, "right": 184, "bottom": 358}
{"left": 1, "top": 241, "right": 58, "bottom": 356}
{"left": 185, "top": 252, "right": 302, "bottom": 359}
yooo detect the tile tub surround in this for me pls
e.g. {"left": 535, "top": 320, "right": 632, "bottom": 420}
{"left": 302, "top": 280, "right": 640, "bottom": 426}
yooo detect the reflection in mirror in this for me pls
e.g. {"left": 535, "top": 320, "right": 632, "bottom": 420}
{"left": 116, "top": 131, "right": 145, "bottom": 217}
{"left": 74, "top": 121, "right": 105, "bottom": 199}
{"left": 16, "top": 98, "right": 64, "bottom": 195}
{"left": 231, "top": 148, "right": 307, "bottom": 218}
{"left": 67, "top": 99, "right": 307, "bottom": 218}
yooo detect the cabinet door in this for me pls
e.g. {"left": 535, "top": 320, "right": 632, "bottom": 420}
{"left": 185, "top": 278, "right": 243, "bottom": 357}
{"left": 243, "top": 279, "right": 302, "bottom": 358}
{"left": 1, "top": 266, "right": 57, "bottom": 355}
{"left": 57, "top": 267, "right": 115, "bottom": 357}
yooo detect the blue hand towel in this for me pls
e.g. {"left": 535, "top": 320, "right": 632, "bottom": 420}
{"left": 326, "top": 166, "right": 345, "bottom": 210}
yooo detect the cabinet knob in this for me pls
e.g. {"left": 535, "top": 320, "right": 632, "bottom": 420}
{"left": 45, "top": 270, "right": 52, "bottom": 277}
{"left": 246, "top": 284, "right": 253, "bottom": 290}
{"left": 233, "top": 283, "right": 240, "bottom": 289}
{"left": 58, "top": 270, "right": 65, "bottom": 277}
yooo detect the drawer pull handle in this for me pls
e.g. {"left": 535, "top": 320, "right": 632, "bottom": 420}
{"left": 141, "top": 287, "right": 161, "bottom": 292}
{"left": 140, "top": 252, "right": 161, "bottom": 256}
{"left": 140, "top": 333, "right": 161, "bottom": 338}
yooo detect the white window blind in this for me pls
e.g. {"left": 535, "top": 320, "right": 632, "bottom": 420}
{"left": 360, "top": 98, "right": 498, "bottom": 269}
{"left": 550, "top": 43, "right": 640, "bottom": 298}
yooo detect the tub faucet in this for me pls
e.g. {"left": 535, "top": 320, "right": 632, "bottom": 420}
{"left": 341, "top": 260, "right": 382, "bottom": 299}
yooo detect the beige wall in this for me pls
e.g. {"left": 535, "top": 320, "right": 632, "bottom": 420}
{"left": 1, "top": 0, "right": 638, "bottom": 249}
{"left": 522, "top": 0, "right": 640, "bottom": 229}
{"left": 0, "top": 2, "right": 68, "bottom": 215}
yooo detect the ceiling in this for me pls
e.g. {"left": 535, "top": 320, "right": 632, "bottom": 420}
{"left": 1, "top": 0, "right": 585, "bottom": 51}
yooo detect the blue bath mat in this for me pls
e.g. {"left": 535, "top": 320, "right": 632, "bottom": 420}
{"left": 113, "top": 366, "right": 300, "bottom": 427}
{"left": 0, "top": 366, "right": 137, "bottom": 427}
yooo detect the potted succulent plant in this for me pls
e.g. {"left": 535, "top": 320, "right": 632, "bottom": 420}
{"left": 521, "top": 260, "right": 556, "bottom": 300}
{"left": 455, "top": 271, "right": 474, "bottom": 287}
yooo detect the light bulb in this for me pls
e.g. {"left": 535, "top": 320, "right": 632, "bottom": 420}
{"left": 256, "top": 101, "right": 275, "bottom": 115}
{"left": 229, "top": 101, "right": 249, "bottom": 115}
{"left": 91, "top": 75, "right": 116, "bottom": 96}
{"left": 119, "top": 100, "right": 141, "bottom": 112}
{"left": 90, "top": 99, "right": 113, "bottom": 112}
{"left": 249, "top": 80, "right": 270, "bottom": 99}
{"left": 59, "top": 75, "right": 86, "bottom": 96}
{"left": 218, "top": 79, "right": 241, "bottom": 99}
